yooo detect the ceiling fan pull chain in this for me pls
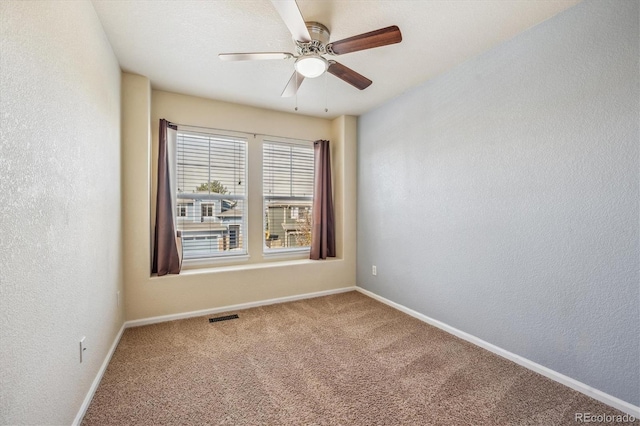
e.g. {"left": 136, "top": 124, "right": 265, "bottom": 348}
{"left": 324, "top": 71, "right": 328, "bottom": 113}
{"left": 295, "top": 72, "right": 299, "bottom": 111}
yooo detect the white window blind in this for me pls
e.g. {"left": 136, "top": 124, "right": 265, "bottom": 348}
{"left": 263, "top": 140, "right": 314, "bottom": 252}
{"left": 176, "top": 129, "right": 247, "bottom": 260}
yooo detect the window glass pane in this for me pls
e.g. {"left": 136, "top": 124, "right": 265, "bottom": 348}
{"left": 263, "top": 141, "right": 314, "bottom": 251}
{"left": 176, "top": 130, "right": 247, "bottom": 260}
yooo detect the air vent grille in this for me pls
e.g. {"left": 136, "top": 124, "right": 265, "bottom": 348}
{"left": 209, "top": 314, "right": 239, "bottom": 323}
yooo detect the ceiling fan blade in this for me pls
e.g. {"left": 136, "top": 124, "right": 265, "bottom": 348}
{"left": 327, "top": 61, "right": 372, "bottom": 90}
{"left": 326, "top": 25, "right": 402, "bottom": 55}
{"left": 281, "top": 71, "right": 305, "bottom": 97}
{"left": 218, "top": 52, "right": 293, "bottom": 61}
{"left": 270, "top": 0, "right": 311, "bottom": 42}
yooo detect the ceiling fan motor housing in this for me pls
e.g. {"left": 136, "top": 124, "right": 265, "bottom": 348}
{"left": 295, "top": 22, "right": 330, "bottom": 56}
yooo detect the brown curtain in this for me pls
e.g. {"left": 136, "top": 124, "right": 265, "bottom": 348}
{"left": 310, "top": 140, "right": 336, "bottom": 260}
{"left": 152, "top": 119, "right": 182, "bottom": 275}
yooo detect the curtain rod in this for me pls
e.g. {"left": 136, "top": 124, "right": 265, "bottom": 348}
{"left": 166, "top": 121, "right": 317, "bottom": 143}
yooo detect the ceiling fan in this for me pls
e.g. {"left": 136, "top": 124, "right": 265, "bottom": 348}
{"left": 218, "top": 0, "right": 402, "bottom": 97}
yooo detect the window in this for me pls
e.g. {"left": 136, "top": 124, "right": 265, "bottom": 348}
{"left": 263, "top": 140, "right": 314, "bottom": 252}
{"left": 176, "top": 129, "right": 247, "bottom": 260}
{"left": 201, "top": 203, "right": 214, "bottom": 218}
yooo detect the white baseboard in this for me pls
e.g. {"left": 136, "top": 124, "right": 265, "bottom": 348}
{"left": 355, "top": 287, "right": 640, "bottom": 418}
{"left": 125, "top": 286, "right": 358, "bottom": 328}
{"left": 73, "top": 322, "right": 126, "bottom": 426}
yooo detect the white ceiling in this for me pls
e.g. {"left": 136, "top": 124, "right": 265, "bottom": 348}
{"left": 92, "top": 0, "right": 581, "bottom": 119}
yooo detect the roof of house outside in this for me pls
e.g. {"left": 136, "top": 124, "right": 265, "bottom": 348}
{"left": 216, "top": 209, "right": 242, "bottom": 218}
{"left": 178, "top": 222, "right": 228, "bottom": 232}
{"left": 267, "top": 201, "right": 312, "bottom": 208}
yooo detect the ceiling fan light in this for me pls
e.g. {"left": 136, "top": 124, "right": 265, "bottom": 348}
{"left": 294, "top": 55, "right": 328, "bottom": 78}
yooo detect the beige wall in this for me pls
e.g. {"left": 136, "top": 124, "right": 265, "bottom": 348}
{"left": 0, "top": 1, "right": 123, "bottom": 424}
{"left": 122, "top": 87, "right": 356, "bottom": 321}
{"left": 121, "top": 74, "right": 152, "bottom": 321}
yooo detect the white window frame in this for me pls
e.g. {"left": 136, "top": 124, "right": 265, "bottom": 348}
{"left": 263, "top": 137, "right": 314, "bottom": 256}
{"left": 200, "top": 203, "right": 215, "bottom": 217}
{"left": 176, "top": 128, "right": 248, "bottom": 262}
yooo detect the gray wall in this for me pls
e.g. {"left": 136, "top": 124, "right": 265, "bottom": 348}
{"left": 357, "top": 0, "right": 639, "bottom": 406}
{"left": 0, "top": 1, "right": 123, "bottom": 423}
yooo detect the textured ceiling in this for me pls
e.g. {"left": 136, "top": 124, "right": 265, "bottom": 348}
{"left": 92, "top": 0, "right": 582, "bottom": 118}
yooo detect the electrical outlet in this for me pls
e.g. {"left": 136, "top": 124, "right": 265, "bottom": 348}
{"left": 372, "top": 265, "right": 377, "bottom": 276}
{"left": 79, "top": 337, "right": 86, "bottom": 363}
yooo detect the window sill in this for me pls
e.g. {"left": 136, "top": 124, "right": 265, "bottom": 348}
{"left": 181, "top": 254, "right": 250, "bottom": 270}
{"left": 175, "top": 257, "right": 342, "bottom": 277}
{"left": 262, "top": 247, "right": 310, "bottom": 259}
{"left": 180, "top": 248, "right": 310, "bottom": 271}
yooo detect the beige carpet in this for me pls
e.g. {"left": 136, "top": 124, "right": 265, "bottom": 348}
{"left": 82, "top": 291, "right": 636, "bottom": 425}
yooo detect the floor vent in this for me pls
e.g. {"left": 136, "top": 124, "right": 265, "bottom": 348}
{"left": 209, "top": 314, "right": 239, "bottom": 323}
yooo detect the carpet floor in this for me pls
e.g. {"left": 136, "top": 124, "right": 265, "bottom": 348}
{"left": 82, "top": 291, "right": 636, "bottom": 425}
